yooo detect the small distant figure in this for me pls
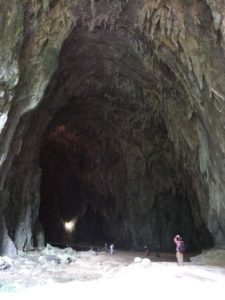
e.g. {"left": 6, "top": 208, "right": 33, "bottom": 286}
{"left": 104, "top": 243, "right": 108, "bottom": 252}
{"left": 173, "top": 234, "right": 185, "bottom": 266}
{"left": 144, "top": 245, "right": 150, "bottom": 256}
{"left": 155, "top": 244, "right": 160, "bottom": 258}
{"left": 110, "top": 243, "right": 114, "bottom": 254}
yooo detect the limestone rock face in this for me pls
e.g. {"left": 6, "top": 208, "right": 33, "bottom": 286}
{"left": 0, "top": 218, "right": 17, "bottom": 258}
{"left": 0, "top": 0, "right": 225, "bottom": 255}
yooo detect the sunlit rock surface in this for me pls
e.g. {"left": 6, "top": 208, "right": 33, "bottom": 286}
{"left": 0, "top": 0, "right": 225, "bottom": 255}
{"left": 191, "top": 248, "right": 225, "bottom": 266}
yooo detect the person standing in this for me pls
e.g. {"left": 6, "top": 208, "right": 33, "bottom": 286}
{"left": 110, "top": 243, "right": 114, "bottom": 254}
{"left": 173, "top": 234, "right": 185, "bottom": 266}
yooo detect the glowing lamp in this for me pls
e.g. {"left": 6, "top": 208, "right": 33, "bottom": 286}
{"left": 64, "top": 219, "right": 76, "bottom": 232}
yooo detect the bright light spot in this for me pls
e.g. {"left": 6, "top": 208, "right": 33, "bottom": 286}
{"left": 64, "top": 219, "right": 76, "bottom": 232}
{"left": 0, "top": 112, "right": 8, "bottom": 134}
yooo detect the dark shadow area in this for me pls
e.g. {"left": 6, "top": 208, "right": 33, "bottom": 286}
{"left": 38, "top": 99, "right": 213, "bottom": 251}
{"left": 35, "top": 25, "right": 214, "bottom": 252}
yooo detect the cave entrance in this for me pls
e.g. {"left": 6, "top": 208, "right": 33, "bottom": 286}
{"left": 37, "top": 26, "right": 213, "bottom": 252}
{"left": 38, "top": 100, "right": 213, "bottom": 251}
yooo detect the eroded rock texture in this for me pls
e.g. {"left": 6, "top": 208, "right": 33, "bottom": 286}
{"left": 0, "top": 0, "right": 225, "bottom": 255}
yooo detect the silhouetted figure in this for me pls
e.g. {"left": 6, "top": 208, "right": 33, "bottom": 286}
{"left": 155, "top": 244, "right": 160, "bottom": 258}
{"left": 110, "top": 243, "right": 114, "bottom": 254}
{"left": 144, "top": 245, "right": 150, "bottom": 256}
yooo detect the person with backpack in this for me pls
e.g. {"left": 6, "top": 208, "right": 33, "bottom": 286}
{"left": 173, "top": 234, "right": 185, "bottom": 266}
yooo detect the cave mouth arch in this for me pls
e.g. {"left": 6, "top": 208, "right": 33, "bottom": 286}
{"left": 2, "top": 17, "right": 215, "bottom": 255}
{"left": 36, "top": 23, "right": 214, "bottom": 252}
{"left": 38, "top": 70, "right": 213, "bottom": 252}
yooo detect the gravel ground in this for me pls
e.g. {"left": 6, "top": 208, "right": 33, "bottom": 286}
{"left": 0, "top": 247, "right": 225, "bottom": 300}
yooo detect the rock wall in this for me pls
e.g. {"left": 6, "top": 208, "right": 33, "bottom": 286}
{"left": 0, "top": 0, "right": 224, "bottom": 255}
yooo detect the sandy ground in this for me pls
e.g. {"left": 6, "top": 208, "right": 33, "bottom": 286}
{"left": 0, "top": 250, "right": 225, "bottom": 300}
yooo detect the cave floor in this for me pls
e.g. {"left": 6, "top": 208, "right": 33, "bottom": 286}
{"left": 0, "top": 250, "right": 225, "bottom": 300}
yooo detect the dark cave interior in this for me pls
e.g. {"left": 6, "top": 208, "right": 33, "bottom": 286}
{"left": 36, "top": 23, "right": 215, "bottom": 252}
{"left": 38, "top": 98, "right": 212, "bottom": 251}
{"left": 5, "top": 17, "right": 215, "bottom": 254}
